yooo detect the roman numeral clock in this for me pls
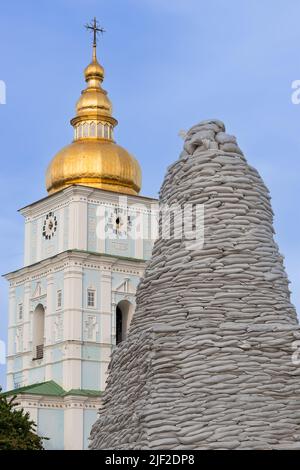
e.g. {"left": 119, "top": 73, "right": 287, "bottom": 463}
{"left": 105, "top": 208, "right": 132, "bottom": 238}
{"left": 42, "top": 211, "right": 58, "bottom": 240}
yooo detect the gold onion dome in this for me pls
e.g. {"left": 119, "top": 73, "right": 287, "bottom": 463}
{"left": 46, "top": 39, "right": 142, "bottom": 195}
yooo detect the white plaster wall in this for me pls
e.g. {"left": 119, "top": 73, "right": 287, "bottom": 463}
{"left": 64, "top": 404, "right": 84, "bottom": 450}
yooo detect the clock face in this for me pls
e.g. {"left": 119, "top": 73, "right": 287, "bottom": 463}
{"left": 106, "top": 208, "right": 132, "bottom": 238}
{"left": 42, "top": 211, "right": 57, "bottom": 240}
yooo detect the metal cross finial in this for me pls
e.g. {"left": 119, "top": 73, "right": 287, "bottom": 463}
{"left": 85, "top": 17, "right": 105, "bottom": 47}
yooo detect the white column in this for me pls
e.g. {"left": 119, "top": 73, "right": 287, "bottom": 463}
{"left": 22, "top": 281, "right": 31, "bottom": 385}
{"left": 100, "top": 272, "right": 112, "bottom": 345}
{"left": 96, "top": 204, "right": 106, "bottom": 253}
{"left": 77, "top": 199, "right": 87, "bottom": 251}
{"left": 23, "top": 403, "right": 38, "bottom": 425}
{"left": 45, "top": 273, "right": 54, "bottom": 381}
{"left": 45, "top": 273, "right": 54, "bottom": 345}
{"left": 64, "top": 400, "right": 84, "bottom": 450}
{"left": 63, "top": 262, "right": 83, "bottom": 390}
{"left": 130, "top": 203, "right": 147, "bottom": 259}
{"left": 6, "top": 358, "right": 14, "bottom": 390}
{"left": 24, "top": 219, "right": 31, "bottom": 266}
{"left": 7, "top": 286, "right": 16, "bottom": 356}
{"left": 64, "top": 264, "right": 83, "bottom": 342}
{"left": 23, "top": 281, "right": 31, "bottom": 352}
{"left": 58, "top": 206, "right": 65, "bottom": 254}
{"left": 36, "top": 218, "right": 42, "bottom": 262}
{"left": 62, "top": 344, "right": 82, "bottom": 390}
{"left": 68, "top": 201, "right": 76, "bottom": 250}
{"left": 68, "top": 198, "right": 87, "bottom": 250}
{"left": 100, "top": 346, "right": 111, "bottom": 391}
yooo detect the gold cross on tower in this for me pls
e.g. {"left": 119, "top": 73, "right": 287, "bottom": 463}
{"left": 85, "top": 17, "right": 105, "bottom": 48}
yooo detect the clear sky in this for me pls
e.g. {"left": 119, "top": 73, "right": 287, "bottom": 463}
{"left": 0, "top": 0, "right": 299, "bottom": 389}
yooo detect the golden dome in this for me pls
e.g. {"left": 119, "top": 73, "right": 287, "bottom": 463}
{"left": 46, "top": 40, "right": 141, "bottom": 195}
{"left": 84, "top": 58, "right": 104, "bottom": 81}
{"left": 46, "top": 140, "right": 141, "bottom": 195}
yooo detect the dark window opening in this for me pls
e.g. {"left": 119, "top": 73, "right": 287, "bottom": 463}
{"left": 34, "top": 344, "right": 44, "bottom": 360}
{"left": 116, "top": 306, "right": 123, "bottom": 344}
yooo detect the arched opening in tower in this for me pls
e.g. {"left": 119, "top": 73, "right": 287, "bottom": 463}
{"left": 32, "top": 303, "right": 45, "bottom": 360}
{"left": 115, "top": 300, "right": 134, "bottom": 345}
{"left": 116, "top": 306, "right": 123, "bottom": 345}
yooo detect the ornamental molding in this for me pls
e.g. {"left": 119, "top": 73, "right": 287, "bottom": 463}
{"left": 88, "top": 199, "right": 157, "bottom": 216}
{"left": 113, "top": 277, "right": 136, "bottom": 295}
{"left": 22, "top": 199, "right": 71, "bottom": 222}
{"left": 17, "top": 395, "right": 102, "bottom": 409}
{"left": 5, "top": 250, "right": 146, "bottom": 284}
{"left": 20, "top": 184, "right": 157, "bottom": 221}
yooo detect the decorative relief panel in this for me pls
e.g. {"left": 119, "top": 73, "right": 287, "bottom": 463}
{"left": 32, "top": 281, "right": 42, "bottom": 298}
{"left": 53, "top": 315, "right": 63, "bottom": 342}
{"left": 15, "top": 326, "right": 23, "bottom": 354}
{"left": 31, "top": 281, "right": 47, "bottom": 310}
{"left": 114, "top": 277, "right": 135, "bottom": 294}
{"left": 84, "top": 315, "right": 99, "bottom": 342}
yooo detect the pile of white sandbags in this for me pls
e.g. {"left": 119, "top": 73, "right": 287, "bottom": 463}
{"left": 90, "top": 120, "right": 300, "bottom": 450}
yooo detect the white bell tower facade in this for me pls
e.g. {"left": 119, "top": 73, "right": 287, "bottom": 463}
{"left": 4, "top": 22, "right": 157, "bottom": 450}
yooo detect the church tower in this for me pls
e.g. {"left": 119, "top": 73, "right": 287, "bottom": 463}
{"left": 4, "top": 20, "right": 157, "bottom": 450}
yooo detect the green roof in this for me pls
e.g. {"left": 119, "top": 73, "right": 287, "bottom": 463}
{"left": 1, "top": 380, "right": 102, "bottom": 398}
{"left": 4, "top": 249, "right": 146, "bottom": 277}
{"left": 64, "top": 388, "right": 102, "bottom": 397}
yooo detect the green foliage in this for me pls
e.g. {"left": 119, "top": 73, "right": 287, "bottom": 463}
{"left": 0, "top": 386, "right": 45, "bottom": 450}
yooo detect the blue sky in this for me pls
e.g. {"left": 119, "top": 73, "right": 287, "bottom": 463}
{"left": 0, "top": 0, "right": 299, "bottom": 388}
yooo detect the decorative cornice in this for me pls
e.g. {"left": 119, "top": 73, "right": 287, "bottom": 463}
{"left": 17, "top": 394, "right": 102, "bottom": 409}
{"left": 3, "top": 249, "right": 146, "bottom": 284}
{"left": 19, "top": 184, "right": 157, "bottom": 216}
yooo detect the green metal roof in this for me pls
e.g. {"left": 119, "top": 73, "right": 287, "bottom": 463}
{"left": 64, "top": 388, "right": 102, "bottom": 397}
{"left": 2, "top": 380, "right": 65, "bottom": 397}
{"left": 1, "top": 380, "right": 102, "bottom": 398}
{"left": 4, "top": 248, "right": 146, "bottom": 277}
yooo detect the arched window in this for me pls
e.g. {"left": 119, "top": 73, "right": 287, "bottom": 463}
{"left": 83, "top": 122, "right": 88, "bottom": 137}
{"left": 77, "top": 124, "right": 82, "bottom": 139}
{"left": 115, "top": 300, "right": 133, "bottom": 344}
{"left": 90, "top": 121, "right": 96, "bottom": 137}
{"left": 97, "top": 122, "right": 103, "bottom": 138}
{"left": 32, "top": 304, "right": 45, "bottom": 360}
{"left": 104, "top": 123, "right": 109, "bottom": 139}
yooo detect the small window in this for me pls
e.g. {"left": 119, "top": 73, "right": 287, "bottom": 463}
{"left": 97, "top": 122, "right": 103, "bottom": 138}
{"left": 18, "top": 303, "right": 23, "bottom": 320}
{"left": 83, "top": 122, "right": 88, "bottom": 137}
{"left": 57, "top": 290, "right": 62, "bottom": 309}
{"left": 104, "top": 123, "right": 109, "bottom": 139}
{"left": 90, "top": 122, "right": 96, "bottom": 137}
{"left": 116, "top": 306, "right": 123, "bottom": 344}
{"left": 87, "top": 289, "right": 95, "bottom": 308}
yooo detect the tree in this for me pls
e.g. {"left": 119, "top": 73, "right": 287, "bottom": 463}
{"left": 0, "top": 387, "right": 45, "bottom": 450}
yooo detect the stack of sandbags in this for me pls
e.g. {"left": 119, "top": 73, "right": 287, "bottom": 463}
{"left": 90, "top": 120, "right": 300, "bottom": 450}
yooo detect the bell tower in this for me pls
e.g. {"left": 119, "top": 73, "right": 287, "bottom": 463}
{"left": 4, "top": 20, "right": 157, "bottom": 450}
